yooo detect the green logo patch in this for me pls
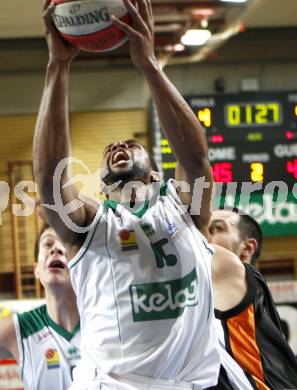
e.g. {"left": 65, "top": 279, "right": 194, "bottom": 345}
{"left": 129, "top": 268, "right": 198, "bottom": 322}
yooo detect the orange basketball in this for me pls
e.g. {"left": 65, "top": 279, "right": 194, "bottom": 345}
{"left": 52, "top": 0, "right": 132, "bottom": 52}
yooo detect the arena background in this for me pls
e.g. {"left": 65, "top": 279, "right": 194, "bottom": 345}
{"left": 0, "top": 0, "right": 296, "bottom": 388}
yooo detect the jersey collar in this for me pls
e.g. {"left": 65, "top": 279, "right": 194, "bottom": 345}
{"left": 103, "top": 182, "right": 167, "bottom": 218}
{"left": 104, "top": 198, "right": 149, "bottom": 218}
{"left": 45, "top": 308, "right": 80, "bottom": 341}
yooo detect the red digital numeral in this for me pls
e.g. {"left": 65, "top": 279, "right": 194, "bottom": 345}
{"left": 212, "top": 162, "right": 233, "bottom": 183}
{"left": 286, "top": 159, "right": 297, "bottom": 179}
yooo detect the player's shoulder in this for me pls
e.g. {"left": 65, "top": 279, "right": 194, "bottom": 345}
{"left": 0, "top": 315, "right": 15, "bottom": 340}
{"left": 211, "top": 244, "right": 245, "bottom": 281}
{"left": 0, "top": 315, "right": 18, "bottom": 360}
{"left": 159, "top": 179, "right": 190, "bottom": 210}
{"left": 244, "top": 262, "right": 262, "bottom": 277}
{"left": 17, "top": 304, "right": 47, "bottom": 339}
{"left": 242, "top": 262, "right": 264, "bottom": 286}
{"left": 243, "top": 262, "right": 271, "bottom": 295}
{"left": 156, "top": 179, "right": 178, "bottom": 197}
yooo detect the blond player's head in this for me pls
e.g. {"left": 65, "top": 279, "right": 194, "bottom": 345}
{"left": 34, "top": 224, "right": 72, "bottom": 291}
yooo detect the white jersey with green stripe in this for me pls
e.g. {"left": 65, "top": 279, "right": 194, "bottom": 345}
{"left": 13, "top": 305, "right": 80, "bottom": 390}
{"left": 69, "top": 180, "right": 221, "bottom": 388}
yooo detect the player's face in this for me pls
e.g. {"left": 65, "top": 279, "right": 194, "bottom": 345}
{"left": 35, "top": 227, "right": 71, "bottom": 288}
{"left": 208, "top": 210, "right": 244, "bottom": 258}
{"left": 101, "top": 139, "right": 151, "bottom": 185}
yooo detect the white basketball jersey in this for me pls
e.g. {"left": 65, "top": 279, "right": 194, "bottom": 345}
{"left": 13, "top": 305, "right": 80, "bottom": 390}
{"left": 69, "top": 180, "right": 221, "bottom": 388}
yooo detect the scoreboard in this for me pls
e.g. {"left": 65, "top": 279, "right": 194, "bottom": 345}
{"left": 151, "top": 91, "right": 297, "bottom": 188}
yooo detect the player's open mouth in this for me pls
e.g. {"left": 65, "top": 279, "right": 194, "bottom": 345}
{"left": 48, "top": 259, "right": 66, "bottom": 269}
{"left": 111, "top": 150, "right": 130, "bottom": 166}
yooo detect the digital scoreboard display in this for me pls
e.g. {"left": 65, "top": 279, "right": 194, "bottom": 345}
{"left": 151, "top": 91, "right": 297, "bottom": 188}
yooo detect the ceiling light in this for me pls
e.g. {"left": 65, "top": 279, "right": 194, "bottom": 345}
{"left": 173, "top": 44, "right": 185, "bottom": 52}
{"left": 181, "top": 29, "right": 211, "bottom": 46}
{"left": 163, "top": 44, "right": 185, "bottom": 53}
{"left": 201, "top": 19, "right": 208, "bottom": 28}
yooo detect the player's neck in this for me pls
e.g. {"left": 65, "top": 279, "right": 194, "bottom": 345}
{"left": 45, "top": 288, "right": 79, "bottom": 332}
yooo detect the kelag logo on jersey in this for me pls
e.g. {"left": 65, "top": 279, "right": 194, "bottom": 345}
{"left": 129, "top": 268, "right": 198, "bottom": 321}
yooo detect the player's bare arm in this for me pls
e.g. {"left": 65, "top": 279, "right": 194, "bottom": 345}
{"left": 211, "top": 244, "right": 247, "bottom": 312}
{"left": 33, "top": 1, "right": 96, "bottom": 248}
{"left": 113, "top": 0, "right": 213, "bottom": 236}
{"left": 0, "top": 317, "right": 18, "bottom": 361}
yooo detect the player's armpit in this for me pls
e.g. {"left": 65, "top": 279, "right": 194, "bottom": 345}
{"left": 211, "top": 245, "right": 247, "bottom": 312}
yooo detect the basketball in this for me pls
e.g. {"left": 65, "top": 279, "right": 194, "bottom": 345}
{"left": 52, "top": 0, "right": 131, "bottom": 52}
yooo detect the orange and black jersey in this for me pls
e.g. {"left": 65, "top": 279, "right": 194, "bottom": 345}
{"left": 215, "top": 263, "right": 297, "bottom": 390}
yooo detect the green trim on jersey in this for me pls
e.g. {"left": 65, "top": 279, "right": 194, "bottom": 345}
{"left": 103, "top": 199, "right": 117, "bottom": 212}
{"left": 17, "top": 305, "right": 46, "bottom": 339}
{"left": 133, "top": 201, "right": 149, "bottom": 218}
{"left": 104, "top": 199, "right": 149, "bottom": 218}
{"left": 17, "top": 305, "right": 80, "bottom": 341}
{"left": 104, "top": 182, "right": 168, "bottom": 218}
{"left": 160, "top": 182, "right": 168, "bottom": 196}
{"left": 44, "top": 309, "right": 80, "bottom": 341}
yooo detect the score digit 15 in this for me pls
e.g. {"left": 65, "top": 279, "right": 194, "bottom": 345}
{"left": 212, "top": 162, "right": 233, "bottom": 183}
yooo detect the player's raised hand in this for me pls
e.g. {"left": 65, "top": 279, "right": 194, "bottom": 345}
{"left": 112, "top": 0, "right": 157, "bottom": 72}
{"left": 42, "top": 0, "right": 79, "bottom": 64}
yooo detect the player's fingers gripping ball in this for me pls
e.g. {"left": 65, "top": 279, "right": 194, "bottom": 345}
{"left": 52, "top": 0, "right": 132, "bottom": 52}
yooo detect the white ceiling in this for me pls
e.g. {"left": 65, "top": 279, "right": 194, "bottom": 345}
{"left": 0, "top": 0, "right": 296, "bottom": 40}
